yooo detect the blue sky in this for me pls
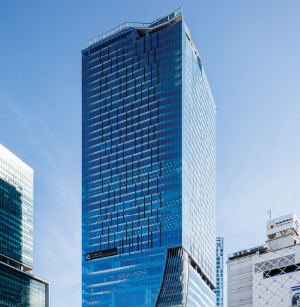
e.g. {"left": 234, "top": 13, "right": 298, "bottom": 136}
{"left": 1, "top": 1, "right": 300, "bottom": 306}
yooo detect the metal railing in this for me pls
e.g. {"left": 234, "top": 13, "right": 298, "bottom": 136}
{"left": 89, "top": 8, "right": 182, "bottom": 46}
{"left": 228, "top": 244, "right": 268, "bottom": 260}
{"left": 149, "top": 7, "right": 182, "bottom": 28}
{"left": 89, "top": 22, "right": 148, "bottom": 46}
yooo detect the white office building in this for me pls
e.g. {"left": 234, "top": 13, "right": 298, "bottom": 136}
{"left": 227, "top": 214, "right": 300, "bottom": 307}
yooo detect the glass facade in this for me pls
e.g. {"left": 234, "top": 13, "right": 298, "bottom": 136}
{"left": 214, "top": 237, "right": 224, "bottom": 307}
{"left": 186, "top": 263, "right": 216, "bottom": 306}
{"left": 0, "top": 144, "right": 50, "bottom": 306}
{"left": 0, "top": 263, "right": 47, "bottom": 306}
{"left": 82, "top": 9, "right": 216, "bottom": 307}
{"left": 182, "top": 22, "right": 216, "bottom": 285}
{"left": 0, "top": 144, "right": 33, "bottom": 268}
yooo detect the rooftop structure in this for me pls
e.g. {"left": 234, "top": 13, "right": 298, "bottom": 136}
{"left": 228, "top": 245, "right": 269, "bottom": 261}
{"left": 89, "top": 8, "right": 182, "bottom": 46}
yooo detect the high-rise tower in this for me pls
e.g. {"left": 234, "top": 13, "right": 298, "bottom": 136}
{"left": 82, "top": 8, "right": 216, "bottom": 306}
{"left": 0, "top": 144, "right": 50, "bottom": 306}
{"left": 215, "top": 237, "right": 224, "bottom": 307}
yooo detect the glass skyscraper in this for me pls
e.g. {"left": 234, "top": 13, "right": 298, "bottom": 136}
{"left": 0, "top": 144, "right": 50, "bottom": 306}
{"left": 82, "top": 8, "right": 216, "bottom": 307}
{"left": 215, "top": 237, "right": 224, "bottom": 307}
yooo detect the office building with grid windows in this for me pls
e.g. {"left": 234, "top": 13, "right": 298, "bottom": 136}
{"left": 82, "top": 8, "right": 216, "bottom": 307}
{"left": 0, "top": 144, "right": 50, "bottom": 306}
{"left": 215, "top": 237, "right": 224, "bottom": 306}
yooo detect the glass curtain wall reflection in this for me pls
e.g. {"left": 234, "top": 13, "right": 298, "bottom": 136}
{"left": 0, "top": 144, "right": 50, "bottom": 306}
{"left": 82, "top": 9, "right": 216, "bottom": 307}
{"left": 0, "top": 263, "right": 47, "bottom": 306}
{"left": 0, "top": 144, "right": 33, "bottom": 267}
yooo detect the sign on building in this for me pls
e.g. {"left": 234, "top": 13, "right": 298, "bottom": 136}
{"left": 85, "top": 248, "right": 117, "bottom": 261}
{"left": 266, "top": 214, "right": 300, "bottom": 236}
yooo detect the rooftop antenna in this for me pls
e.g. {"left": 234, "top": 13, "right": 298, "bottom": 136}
{"left": 267, "top": 210, "right": 272, "bottom": 220}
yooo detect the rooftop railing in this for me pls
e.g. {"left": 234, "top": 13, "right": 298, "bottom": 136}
{"left": 228, "top": 244, "right": 268, "bottom": 260}
{"left": 89, "top": 8, "right": 182, "bottom": 46}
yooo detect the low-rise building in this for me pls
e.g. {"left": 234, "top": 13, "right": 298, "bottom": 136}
{"left": 227, "top": 214, "right": 300, "bottom": 307}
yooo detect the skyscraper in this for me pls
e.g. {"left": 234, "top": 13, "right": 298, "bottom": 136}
{"left": 215, "top": 237, "right": 224, "bottom": 307}
{"left": 0, "top": 144, "right": 50, "bottom": 306}
{"left": 82, "top": 8, "right": 216, "bottom": 306}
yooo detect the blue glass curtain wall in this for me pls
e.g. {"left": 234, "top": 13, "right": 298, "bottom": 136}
{"left": 82, "top": 21, "right": 183, "bottom": 307}
{"left": 82, "top": 14, "right": 216, "bottom": 306}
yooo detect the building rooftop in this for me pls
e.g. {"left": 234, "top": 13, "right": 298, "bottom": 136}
{"left": 89, "top": 8, "right": 182, "bottom": 46}
{"left": 0, "top": 144, "right": 33, "bottom": 173}
{"left": 228, "top": 245, "right": 269, "bottom": 261}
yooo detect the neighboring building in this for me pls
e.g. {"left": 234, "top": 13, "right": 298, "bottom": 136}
{"left": 227, "top": 214, "right": 300, "bottom": 307}
{"left": 215, "top": 237, "right": 224, "bottom": 306}
{"left": 82, "top": 8, "right": 216, "bottom": 307}
{"left": 0, "top": 144, "right": 50, "bottom": 306}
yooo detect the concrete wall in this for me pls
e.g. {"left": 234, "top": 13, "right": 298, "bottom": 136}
{"left": 227, "top": 254, "right": 256, "bottom": 307}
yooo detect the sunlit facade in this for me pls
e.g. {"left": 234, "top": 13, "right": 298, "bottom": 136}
{"left": 82, "top": 9, "right": 216, "bottom": 306}
{"left": 0, "top": 144, "right": 33, "bottom": 267}
{"left": 0, "top": 144, "right": 50, "bottom": 306}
